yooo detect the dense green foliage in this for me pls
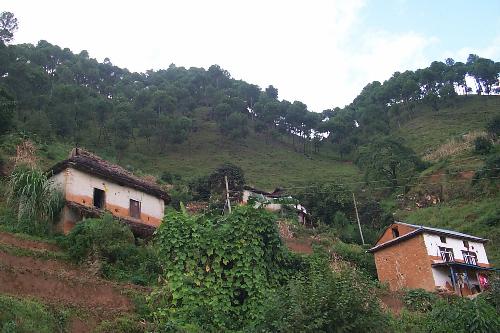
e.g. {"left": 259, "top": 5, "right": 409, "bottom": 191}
{"left": 402, "top": 289, "right": 439, "bottom": 312}
{"left": 254, "top": 254, "right": 387, "bottom": 333}
{"left": 0, "top": 295, "right": 67, "bottom": 333}
{"left": 423, "top": 297, "right": 500, "bottom": 333}
{"left": 151, "top": 206, "right": 293, "bottom": 330}
{"left": 356, "top": 138, "right": 427, "bottom": 189}
{"left": 474, "top": 136, "right": 493, "bottom": 155}
{"left": 65, "top": 214, "right": 162, "bottom": 284}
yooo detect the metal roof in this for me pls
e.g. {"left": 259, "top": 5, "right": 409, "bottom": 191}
{"left": 395, "top": 222, "right": 487, "bottom": 242}
{"left": 368, "top": 221, "right": 487, "bottom": 253}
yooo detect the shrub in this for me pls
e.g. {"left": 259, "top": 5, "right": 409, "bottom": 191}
{"left": 331, "top": 241, "right": 377, "bottom": 278}
{"left": 486, "top": 115, "right": 500, "bottom": 139}
{"left": 65, "top": 214, "right": 135, "bottom": 262}
{"left": 473, "top": 153, "right": 500, "bottom": 193}
{"left": 253, "top": 253, "right": 388, "bottom": 333}
{"left": 402, "top": 288, "right": 438, "bottom": 312}
{"left": 151, "top": 206, "right": 288, "bottom": 331}
{"left": 65, "top": 214, "right": 162, "bottom": 284}
{"left": 423, "top": 297, "right": 500, "bottom": 332}
{"left": 474, "top": 136, "right": 493, "bottom": 155}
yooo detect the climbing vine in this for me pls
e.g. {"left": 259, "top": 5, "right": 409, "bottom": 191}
{"left": 151, "top": 205, "right": 290, "bottom": 330}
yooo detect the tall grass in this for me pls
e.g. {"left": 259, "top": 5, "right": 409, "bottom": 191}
{"left": 6, "top": 167, "right": 63, "bottom": 233}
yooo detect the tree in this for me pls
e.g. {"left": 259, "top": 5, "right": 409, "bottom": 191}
{"left": 0, "top": 88, "right": 15, "bottom": 135}
{"left": 265, "top": 85, "right": 278, "bottom": 99}
{"left": 208, "top": 163, "right": 246, "bottom": 195}
{"left": 220, "top": 112, "right": 249, "bottom": 139}
{"left": 486, "top": 115, "right": 500, "bottom": 139}
{"left": 356, "top": 138, "right": 426, "bottom": 189}
{"left": 295, "top": 183, "right": 353, "bottom": 226}
{"left": 0, "top": 12, "right": 18, "bottom": 44}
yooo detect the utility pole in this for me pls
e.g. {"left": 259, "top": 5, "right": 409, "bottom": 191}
{"left": 352, "top": 192, "right": 365, "bottom": 245}
{"left": 225, "top": 175, "right": 232, "bottom": 213}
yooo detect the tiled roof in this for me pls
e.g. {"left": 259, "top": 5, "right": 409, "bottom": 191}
{"left": 48, "top": 148, "right": 170, "bottom": 202}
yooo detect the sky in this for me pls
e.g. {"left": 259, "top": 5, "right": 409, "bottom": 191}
{"left": 4, "top": 0, "right": 500, "bottom": 112}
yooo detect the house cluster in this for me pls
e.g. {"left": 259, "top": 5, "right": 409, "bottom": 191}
{"left": 49, "top": 148, "right": 495, "bottom": 296}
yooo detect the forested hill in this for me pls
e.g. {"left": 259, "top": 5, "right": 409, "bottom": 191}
{"left": 0, "top": 39, "right": 499, "bottom": 187}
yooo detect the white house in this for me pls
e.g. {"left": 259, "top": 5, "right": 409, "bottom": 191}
{"left": 49, "top": 148, "right": 170, "bottom": 237}
{"left": 369, "top": 222, "right": 496, "bottom": 296}
{"left": 242, "top": 186, "right": 309, "bottom": 224}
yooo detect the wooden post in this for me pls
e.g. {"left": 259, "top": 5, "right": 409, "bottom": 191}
{"left": 352, "top": 192, "right": 365, "bottom": 245}
{"left": 225, "top": 176, "right": 232, "bottom": 214}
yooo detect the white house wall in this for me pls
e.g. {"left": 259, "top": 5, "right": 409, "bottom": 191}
{"left": 54, "top": 167, "right": 164, "bottom": 227}
{"left": 422, "top": 233, "right": 489, "bottom": 265}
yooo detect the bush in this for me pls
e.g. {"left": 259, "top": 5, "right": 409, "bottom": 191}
{"left": 253, "top": 254, "right": 388, "bottom": 333}
{"left": 424, "top": 297, "right": 500, "bottom": 332}
{"left": 474, "top": 136, "right": 493, "bottom": 155}
{"left": 151, "top": 206, "right": 288, "bottom": 331}
{"left": 486, "top": 115, "right": 500, "bottom": 139}
{"left": 65, "top": 214, "right": 135, "bottom": 263}
{"left": 331, "top": 241, "right": 377, "bottom": 278}
{"left": 65, "top": 214, "right": 161, "bottom": 284}
{"left": 402, "top": 288, "right": 438, "bottom": 312}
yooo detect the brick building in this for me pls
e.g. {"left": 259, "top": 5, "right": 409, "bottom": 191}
{"left": 368, "top": 222, "right": 496, "bottom": 296}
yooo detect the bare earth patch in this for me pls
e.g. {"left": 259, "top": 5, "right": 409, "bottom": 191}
{"left": 0, "top": 231, "right": 145, "bottom": 332}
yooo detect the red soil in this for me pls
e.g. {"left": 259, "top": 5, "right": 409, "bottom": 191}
{"left": 284, "top": 238, "right": 314, "bottom": 254}
{"left": 0, "top": 231, "right": 61, "bottom": 252}
{"left": 0, "top": 231, "right": 143, "bottom": 332}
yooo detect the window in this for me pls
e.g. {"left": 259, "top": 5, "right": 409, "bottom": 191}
{"left": 392, "top": 227, "right": 400, "bottom": 238}
{"left": 440, "top": 236, "right": 447, "bottom": 243}
{"left": 462, "top": 251, "right": 478, "bottom": 266}
{"left": 463, "top": 240, "right": 469, "bottom": 248}
{"left": 93, "top": 188, "right": 105, "bottom": 209}
{"left": 439, "top": 247, "right": 454, "bottom": 262}
{"left": 129, "top": 199, "right": 141, "bottom": 219}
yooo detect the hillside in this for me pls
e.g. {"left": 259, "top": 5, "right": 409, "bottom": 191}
{"left": 395, "top": 96, "right": 500, "bottom": 155}
{"left": 30, "top": 120, "right": 360, "bottom": 190}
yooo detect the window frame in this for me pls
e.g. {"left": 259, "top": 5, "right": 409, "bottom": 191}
{"left": 462, "top": 250, "right": 478, "bottom": 266}
{"left": 129, "top": 199, "right": 141, "bottom": 219}
{"left": 439, "top": 246, "right": 454, "bottom": 262}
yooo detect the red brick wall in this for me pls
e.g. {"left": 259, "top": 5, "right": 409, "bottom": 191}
{"left": 377, "top": 223, "right": 417, "bottom": 245}
{"left": 374, "top": 234, "right": 436, "bottom": 291}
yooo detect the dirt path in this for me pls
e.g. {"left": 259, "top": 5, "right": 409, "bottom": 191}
{"left": 0, "top": 231, "right": 61, "bottom": 252}
{"left": 0, "top": 231, "right": 143, "bottom": 332}
{"left": 284, "top": 238, "right": 314, "bottom": 254}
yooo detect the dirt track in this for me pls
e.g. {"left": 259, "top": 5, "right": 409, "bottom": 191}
{"left": 0, "top": 231, "right": 141, "bottom": 332}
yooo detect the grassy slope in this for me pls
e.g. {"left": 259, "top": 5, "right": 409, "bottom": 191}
{"left": 395, "top": 96, "right": 500, "bottom": 155}
{"left": 35, "top": 121, "right": 360, "bottom": 190}
{"left": 392, "top": 95, "right": 500, "bottom": 265}
{"left": 395, "top": 198, "right": 500, "bottom": 266}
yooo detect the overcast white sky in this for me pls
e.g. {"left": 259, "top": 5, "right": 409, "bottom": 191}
{"left": 4, "top": 0, "right": 500, "bottom": 112}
